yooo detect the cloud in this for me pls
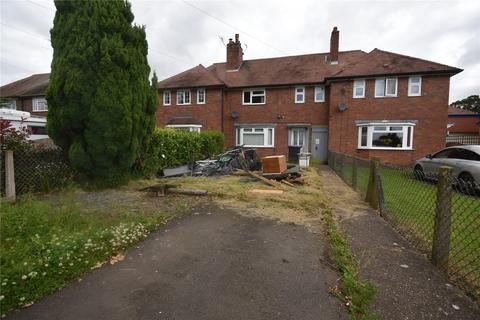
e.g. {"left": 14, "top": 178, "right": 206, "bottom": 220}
{"left": 1, "top": 0, "right": 479, "bottom": 102}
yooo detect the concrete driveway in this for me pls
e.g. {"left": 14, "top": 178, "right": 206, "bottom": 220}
{"left": 7, "top": 204, "right": 346, "bottom": 320}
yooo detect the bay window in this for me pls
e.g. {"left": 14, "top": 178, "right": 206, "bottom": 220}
{"left": 236, "top": 126, "right": 274, "bottom": 147}
{"left": 408, "top": 76, "right": 422, "bottom": 96}
{"left": 243, "top": 89, "right": 266, "bottom": 105}
{"left": 357, "top": 122, "right": 415, "bottom": 150}
{"left": 0, "top": 99, "right": 16, "bottom": 110}
{"left": 176, "top": 90, "right": 191, "bottom": 105}
{"left": 375, "top": 78, "right": 397, "bottom": 97}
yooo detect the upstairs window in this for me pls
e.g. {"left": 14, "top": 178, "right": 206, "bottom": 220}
{"left": 0, "top": 99, "right": 16, "bottom": 110}
{"left": 32, "top": 97, "right": 48, "bottom": 112}
{"left": 375, "top": 78, "right": 397, "bottom": 97}
{"left": 176, "top": 90, "right": 191, "bottom": 105}
{"left": 353, "top": 79, "right": 365, "bottom": 98}
{"left": 314, "top": 86, "right": 325, "bottom": 102}
{"left": 163, "top": 90, "right": 171, "bottom": 106}
{"left": 295, "top": 87, "right": 305, "bottom": 103}
{"left": 197, "top": 88, "right": 206, "bottom": 104}
{"left": 243, "top": 89, "right": 266, "bottom": 105}
{"left": 408, "top": 76, "right": 422, "bottom": 96}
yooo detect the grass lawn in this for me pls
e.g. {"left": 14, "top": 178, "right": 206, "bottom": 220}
{"left": 0, "top": 188, "right": 188, "bottom": 315}
{"left": 335, "top": 163, "right": 480, "bottom": 299}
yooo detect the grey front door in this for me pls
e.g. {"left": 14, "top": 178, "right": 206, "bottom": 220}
{"left": 311, "top": 127, "right": 328, "bottom": 163}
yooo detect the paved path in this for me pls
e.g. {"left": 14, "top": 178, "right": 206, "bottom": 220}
{"left": 319, "top": 165, "right": 480, "bottom": 319}
{"left": 8, "top": 203, "right": 346, "bottom": 320}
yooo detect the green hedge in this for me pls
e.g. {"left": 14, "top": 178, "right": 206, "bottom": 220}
{"left": 144, "top": 129, "right": 224, "bottom": 175}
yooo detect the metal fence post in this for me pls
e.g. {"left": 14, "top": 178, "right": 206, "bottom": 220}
{"left": 352, "top": 157, "right": 357, "bottom": 189}
{"left": 5, "top": 150, "right": 16, "bottom": 202}
{"left": 432, "top": 166, "right": 453, "bottom": 271}
{"left": 332, "top": 152, "right": 337, "bottom": 172}
{"left": 339, "top": 153, "right": 344, "bottom": 178}
{"left": 365, "top": 157, "right": 380, "bottom": 210}
{"left": 375, "top": 166, "right": 387, "bottom": 217}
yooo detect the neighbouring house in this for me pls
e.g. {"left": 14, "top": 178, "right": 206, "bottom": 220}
{"left": 0, "top": 108, "right": 48, "bottom": 141}
{"left": 447, "top": 106, "right": 480, "bottom": 145}
{"left": 156, "top": 28, "right": 462, "bottom": 165}
{"left": 0, "top": 73, "right": 50, "bottom": 117}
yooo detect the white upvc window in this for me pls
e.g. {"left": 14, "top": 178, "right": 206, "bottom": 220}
{"left": 163, "top": 90, "right": 171, "bottom": 106}
{"left": 357, "top": 122, "right": 415, "bottom": 150}
{"left": 242, "top": 89, "right": 266, "bottom": 105}
{"left": 375, "top": 78, "right": 397, "bottom": 97}
{"left": 408, "top": 76, "right": 422, "bottom": 96}
{"left": 32, "top": 97, "right": 48, "bottom": 112}
{"left": 176, "top": 89, "right": 191, "bottom": 105}
{"left": 236, "top": 126, "right": 274, "bottom": 147}
{"left": 0, "top": 99, "right": 16, "bottom": 110}
{"left": 166, "top": 124, "right": 201, "bottom": 133}
{"left": 295, "top": 86, "right": 305, "bottom": 103}
{"left": 353, "top": 79, "right": 365, "bottom": 98}
{"left": 314, "top": 85, "right": 325, "bottom": 102}
{"left": 197, "top": 88, "right": 206, "bottom": 104}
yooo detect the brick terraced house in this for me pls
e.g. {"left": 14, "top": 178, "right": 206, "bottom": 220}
{"left": 157, "top": 28, "right": 462, "bottom": 165}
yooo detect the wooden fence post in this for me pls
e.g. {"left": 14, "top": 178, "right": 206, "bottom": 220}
{"left": 432, "top": 166, "right": 453, "bottom": 271}
{"left": 365, "top": 157, "right": 380, "bottom": 209}
{"left": 352, "top": 157, "right": 357, "bottom": 189}
{"left": 5, "top": 150, "right": 16, "bottom": 202}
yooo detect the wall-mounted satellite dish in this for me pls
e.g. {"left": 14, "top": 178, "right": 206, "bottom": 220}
{"left": 338, "top": 103, "right": 348, "bottom": 112}
{"left": 231, "top": 111, "right": 240, "bottom": 119}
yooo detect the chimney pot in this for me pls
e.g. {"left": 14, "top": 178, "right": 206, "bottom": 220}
{"left": 235, "top": 34, "right": 239, "bottom": 42}
{"left": 330, "top": 26, "right": 339, "bottom": 64}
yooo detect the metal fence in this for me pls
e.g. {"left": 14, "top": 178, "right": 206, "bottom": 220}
{"left": 446, "top": 134, "right": 480, "bottom": 146}
{"left": 1, "top": 149, "right": 74, "bottom": 196}
{"left": 328, "top": 151, "right": 480, "bottom": 300}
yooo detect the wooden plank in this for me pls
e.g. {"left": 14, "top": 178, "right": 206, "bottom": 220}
{"left": 281, "top": 180, "right": 296, "bottom": 187}
{"left": 250, "top": 189, "right": 284, "bottom": 194}
{"left": 167, "top": 188, "right": 208, "bottom": 196}
{"left": 247, "top": 170, "right": 283, "bottom": 189}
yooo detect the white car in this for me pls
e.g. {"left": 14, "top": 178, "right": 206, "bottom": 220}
{"left": 414, "top": 145, "right": 480, "bottom": 185}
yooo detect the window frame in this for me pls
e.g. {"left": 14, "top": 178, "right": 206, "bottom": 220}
{"left": 314, "top": 85, "right": 325, "bottom": 102}
{"left": 357, "top": 122, "right": 414, "bottom": 150}
{"left": 295, "top": 86, "right": 305, "bottom": 104}
{"left": 408, "top": 76, "right": 422, "bottom": 97}
{"left": 197, "top": 88, "right": 206, "bottom": 104}
{"left": 166, "top": 124, "right": 201, "bottom": 133}
{"left": 163, "top": 90, "right": 171, "bottom": 106}
{"left": 176, "top": 89, "right": 191, "bottom": 105}
{"left": 242, "top": 89, "right": 266, "bottom": 105}
{"left": 32, "top": 97, "right": 48, "bottom": 112}
{"left": 353, "top": 79, "right": 365, "bottom": 98}
{"left": 0, "top": 99, "right": 16, "bottom": 110}
{"left": 374, "top": 77, "right": 398, "bottom": 98}
{"left": 236, "top": 126, "right": 275, "bottom": 147}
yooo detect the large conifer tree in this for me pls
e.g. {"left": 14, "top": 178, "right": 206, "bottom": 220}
{"left": 46, "top": 0, "right": 157, "bottom": 179}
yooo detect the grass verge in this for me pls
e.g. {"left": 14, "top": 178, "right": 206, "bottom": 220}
{"left": 0, "top": 193, "right": 184, "bottom": 316}
{"left": 323, "top": 207, "right": 378, "bottom": 319}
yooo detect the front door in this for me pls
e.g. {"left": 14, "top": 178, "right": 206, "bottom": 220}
{"left": 311, "top": 127, "right": 328, "bottom": 163}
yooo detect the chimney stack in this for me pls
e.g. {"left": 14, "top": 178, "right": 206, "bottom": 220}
{"left": 226, "top": 34, "right": 243, "bottom": 70}
{"left": 330, "top": 26, "right": 339, "bottom": 64}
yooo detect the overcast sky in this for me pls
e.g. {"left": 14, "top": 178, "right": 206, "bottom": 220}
{"left": 1, "top": 0, "right": 479, "bottom": 102}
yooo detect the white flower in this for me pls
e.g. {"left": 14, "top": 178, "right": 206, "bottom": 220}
{"left": 19, "top": 297, "right": 25, "bottom": 301}
{"left": 21, "top": 275, "right": 27, "bottom": 280}
{"left": 0, "top": 295, "right": 4, "bottom": 301}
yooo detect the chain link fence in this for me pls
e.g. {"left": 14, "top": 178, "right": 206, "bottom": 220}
{"left": 328, "top": 151, "right": 480, "bottom": 300}
{"left": 1, "top": 149, "right": 74, "bottom": 196}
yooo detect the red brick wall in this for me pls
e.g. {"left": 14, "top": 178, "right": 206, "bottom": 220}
{"left": 328, "top": 75, "right": 450, "bottom": 166}
{"left": 156, "top": 88, "right": 223, "bottom": 131}
{"left": 448, "top": 117, "right": 480, "bottom": 135}
{"left": 222, "top": 86, "right": 329, "bottom": 156}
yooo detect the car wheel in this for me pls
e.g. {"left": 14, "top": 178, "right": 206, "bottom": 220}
{"left": 414, "top": 165, "right": 425, "bottom": 180}
{"left": 458, "top": 172, "right": 476, "bottom": 195}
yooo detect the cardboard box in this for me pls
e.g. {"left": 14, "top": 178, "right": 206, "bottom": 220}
{"left": 261, "top": 155, "right": 287, "bottom": 173}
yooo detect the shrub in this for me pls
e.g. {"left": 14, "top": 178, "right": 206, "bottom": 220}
{"left": 143, "top": 129, "right": 224, "bottom": 176}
